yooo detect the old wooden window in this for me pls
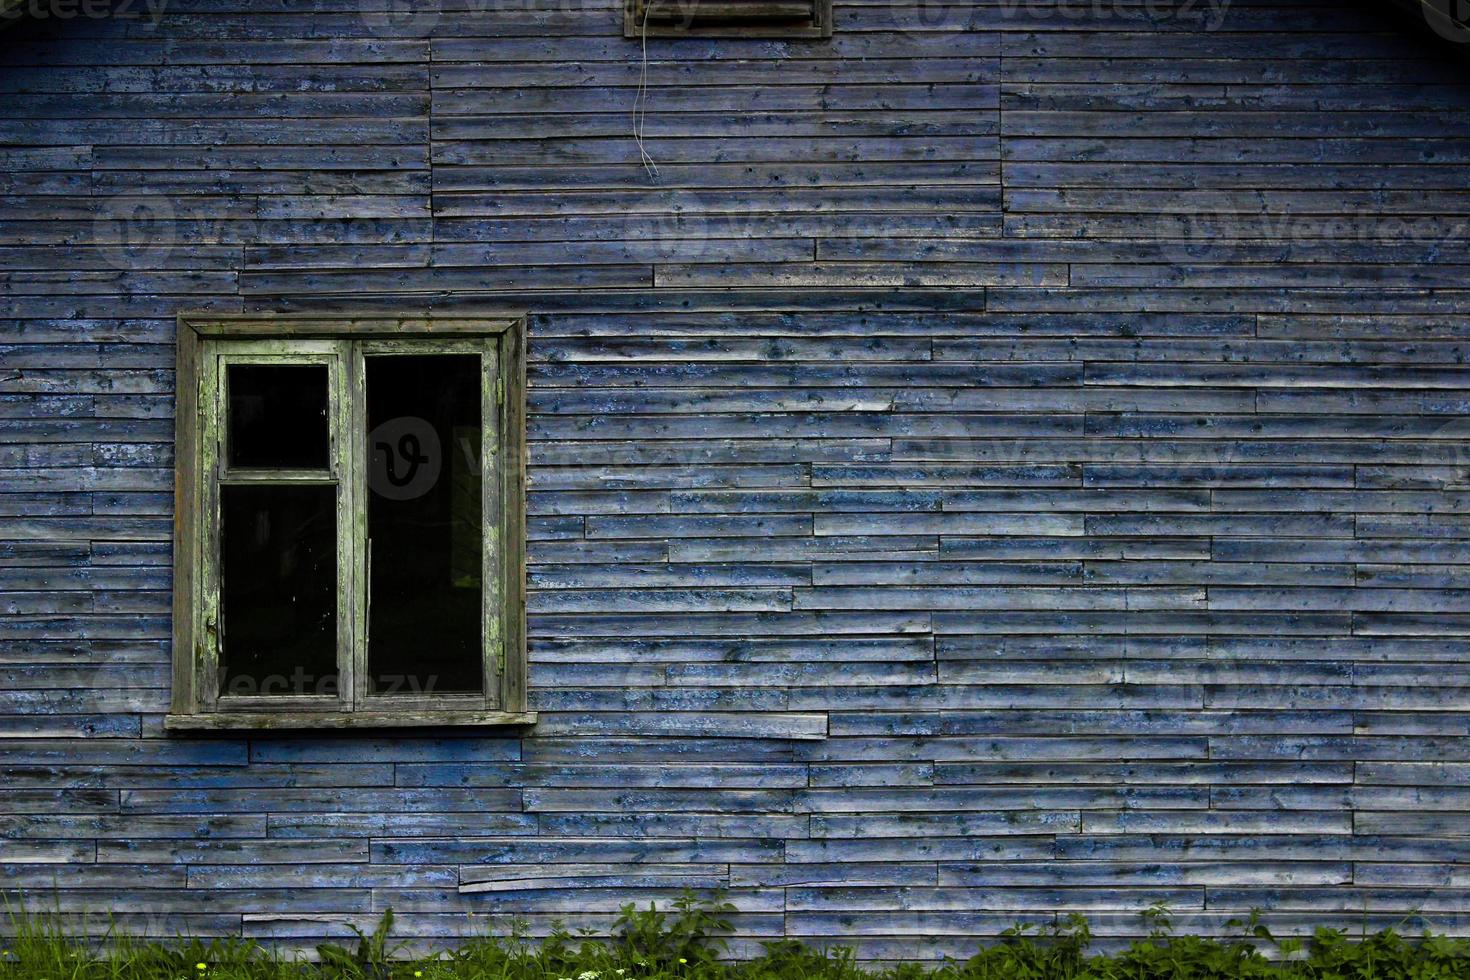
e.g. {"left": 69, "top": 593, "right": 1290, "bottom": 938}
{"left": 624, "top": 0, "right": 832, "bottom": 37}
{"left": 168, "top": 315, "right": 531, "bottom": 731}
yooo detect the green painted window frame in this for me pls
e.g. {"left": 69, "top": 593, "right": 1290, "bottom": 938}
{"left": 168, "top": 314, "right": 532, "bottom": 732}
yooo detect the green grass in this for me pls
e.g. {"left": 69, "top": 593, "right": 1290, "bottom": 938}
{"left": 3, "top": 895, "right": 1469, "bottom": 980}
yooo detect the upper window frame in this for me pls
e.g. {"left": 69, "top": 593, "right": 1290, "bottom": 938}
{"left": 623, "top": 0, "right": 833, "bottom": 38}
{"left": 168, "top": 314, "right": 531, "bottom": 732}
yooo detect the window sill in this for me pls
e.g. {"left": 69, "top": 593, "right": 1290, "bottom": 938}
{"left": 164, "top": 710, "right": 537, "bottom": 732}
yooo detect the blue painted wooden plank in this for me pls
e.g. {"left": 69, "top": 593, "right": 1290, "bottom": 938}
{"left": 5, "top": 0, "right": 1470, "bottom": 952}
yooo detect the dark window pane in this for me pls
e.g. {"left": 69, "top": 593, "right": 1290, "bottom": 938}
{"left": 366, "top": 354, "right": 484, "bottom": 696}
{"left": 219, "top": 484, "right": 338, "bottom": 697}
{"left": 228, "top": 364, "right": 330, "bottom": 469}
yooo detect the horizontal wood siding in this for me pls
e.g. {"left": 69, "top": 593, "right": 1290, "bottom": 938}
{"left": 3, "top": 0, "right": 1470, "bottom": 958}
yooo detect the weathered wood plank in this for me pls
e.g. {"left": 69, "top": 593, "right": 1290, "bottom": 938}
{"left": 7, "top": 0, "right": 1470, "bottom": 952}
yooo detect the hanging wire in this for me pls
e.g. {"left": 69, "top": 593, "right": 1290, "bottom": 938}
{"left": 632, "top": 0, "right": 660, "bottom": 181}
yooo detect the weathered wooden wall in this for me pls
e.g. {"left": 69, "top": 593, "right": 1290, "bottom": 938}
{"left": 4, "top": 0, "right": 1470, "bottom": 957}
